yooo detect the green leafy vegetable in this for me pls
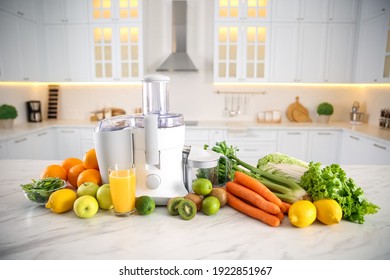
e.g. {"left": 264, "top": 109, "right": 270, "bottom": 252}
{"left": 20, "top": 177, "right": 65, "bottom": 203}
{"left": 257, "top": 152, "right": 309, "bottom": 183}
{"left": 300, "top": 162, "right": 380, "bottom": 224}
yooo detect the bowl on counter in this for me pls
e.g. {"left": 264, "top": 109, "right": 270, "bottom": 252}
{"left": 20, "top": 178, "right": 67, "bottom": 205}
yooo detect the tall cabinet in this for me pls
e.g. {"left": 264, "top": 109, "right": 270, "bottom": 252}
{"left": 89, "top": 0, "right": 143, "bottom": 81}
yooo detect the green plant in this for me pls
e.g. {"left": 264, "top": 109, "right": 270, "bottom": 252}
{"left": 0, "top": 104, "right": 18, "bottom": 119}
{"left": 317, "top": 102, "right": 334, "bottom": 116}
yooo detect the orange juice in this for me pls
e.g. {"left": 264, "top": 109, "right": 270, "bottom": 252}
{"left": 109, "top": 167, "right": 136, "bottom": 215}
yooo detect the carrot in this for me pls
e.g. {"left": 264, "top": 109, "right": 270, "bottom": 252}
{"left": 234, "top": 171, "right": 283, "bottom": 208}
{"left": 226, "top": 190, "right": 280, "bottom": 227}
{"left": 226, "top": 181, "right": 281, "bottom": 215}
{"left": 275, "top": 211, "right": 285, "bottom": 222}
{"left": 281, "top": 201, "right": 292, "bottom": 214}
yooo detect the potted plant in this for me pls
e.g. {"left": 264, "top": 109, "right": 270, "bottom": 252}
{"left": 316, "top": 102, "right": 334, "bottom": 123}
{"left": 0, "top": 104, "right": 18, "bottom": 128}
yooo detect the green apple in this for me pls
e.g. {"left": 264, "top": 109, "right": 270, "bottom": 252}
{"left": 73, "top": 195, "right": 99, "bottom": 218}
{"left": 77, "top": 182, "right": 99, "bottom": 197}
{"left": 96, "top": 184, "right": 113, "bottom": 210}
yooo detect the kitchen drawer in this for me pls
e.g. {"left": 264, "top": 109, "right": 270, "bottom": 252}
{"left": 227, "top": 129, "right": 277, "bottom": 142}
{"left": 80, "top": 127, "right": 94, "bottom": 139}
{"left": 229, "top": 141, "right": 277, "bottom": 166}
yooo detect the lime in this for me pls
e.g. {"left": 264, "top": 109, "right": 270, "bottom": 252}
{"left": 135, "top": 196, "right": 156, "bottom": 215}
{"left": 192, "top": 178, "right": 212, "bottom": 196}
{"left": 288, "top": 200, "right": 317, "bottom": 228}
{"left": 202, "top": 196, "right": 220, "bottom": 215}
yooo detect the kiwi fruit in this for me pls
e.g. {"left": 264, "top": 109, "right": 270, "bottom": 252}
{"left": 167, "top": 197, "right": 184, "bottom": 215}
{"left": 184, "top": 193, "right": 203, "bottom": 212}
{"left": 208, "top": 188, "right": 228, "bottom": 207}
{"left": 178, "top": 199, "right": 197, "bottom": 220}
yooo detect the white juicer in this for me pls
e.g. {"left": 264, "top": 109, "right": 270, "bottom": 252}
{"left": 93, "top": 75, "right": 188, "bottom": 205}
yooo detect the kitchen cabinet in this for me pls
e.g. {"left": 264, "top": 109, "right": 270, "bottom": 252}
{"left": 89, "top": 0, "right": 142, "bottom": 23}
{"left": 80, "top": 127, "right": 95, "bottom": 154}
{"left": 271, "top": 0, "right": 329, "bottom": 22}
{"left": 55, "top": 128, "right": 82, "bottom": 160}
{"left": 355, "top": 8, "right": 390, "bottom": 83}
{"left": 328, "top": 0, "right": 359, "bottom": 23}
{"left": 42, "top": 0, "right": 89, "bottom": 24}
{"left": 214, "top": 0, "right": 270, "bottom": 82}
{"left": 324, "top": 23, "right": 355, "bottom": 82}
{"left": 44, "top": 24, "right": 90, "bottom": 82}
{"left": 340, "top": 132, "right": 390, "bottom": 165}
{"left": 0, "top": 140, "right": 8, "bottom": 159}
{"left": 214, "top": 0, "right": 270, "bottom": 22}
{"left": 227, "top": 129, "right": 277, "bottom": 166}
{"left": 90, "top": 23, "right": 143, "bottom": 81}
{"left": 0, "top": 10, "right": 41, "bottom": 81}
{"left": 6, "top": 129, "right": 56, "bottom": 160}
{"left": 277, "top": 130, "right": 308, "bottom": 160}
{"left": 360, "top": 0, "right": 389, "bottom": 21}
{"left": 0, "top": 0, "right": 38, "bottom": 22}
{"left": 184, "top": 128, "right": 225, "bottom": 148}
{"left": 270, "top": 22, "right": 327, "bottom": 82}
{"left": 307, "top": 130, "right": 340, "bottom": 164}
{"left": 214, "top": 22, "right": 270, "bottom": 82}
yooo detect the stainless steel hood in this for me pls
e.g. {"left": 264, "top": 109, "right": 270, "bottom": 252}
{"left": 156, "top": 0, "right": 197, "bottom": 72}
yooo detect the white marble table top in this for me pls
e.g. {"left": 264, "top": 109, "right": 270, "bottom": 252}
{"left": 0, "top": 160, "right": 389, "bottom": 260}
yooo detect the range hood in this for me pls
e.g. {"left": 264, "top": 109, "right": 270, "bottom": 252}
{"left": 156, "top": 0, "right": 197, "bottom": 72}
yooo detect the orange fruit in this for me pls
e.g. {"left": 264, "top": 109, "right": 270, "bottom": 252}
{"left": 68, "top": 163, "right": 86, "bottom": 188}
{"left": 40, "top": 164, "right": 67, "bottom": 181}
{"left": 61, "top": 157, "right": 83, "bottom": 172}
{"left": 77, "top": 169, "right": 102, "bottom": 187}
{"left": 83, "top": 148, "right": 99, "bottom": 170}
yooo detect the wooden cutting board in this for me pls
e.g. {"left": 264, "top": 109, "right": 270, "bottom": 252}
{"left": 286, "top": 96, "right": 312, "bottom": 122}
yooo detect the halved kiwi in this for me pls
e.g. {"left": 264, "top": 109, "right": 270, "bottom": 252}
{"left": 178, "top": 199, "right": 197, "bottom": 220}
{"left": 167, "top": 197, "right": 184, "bottom": 216}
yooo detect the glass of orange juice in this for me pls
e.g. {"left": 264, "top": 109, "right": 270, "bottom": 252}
{"left": 108, "top": 164, "right": 136, "bottom": 216}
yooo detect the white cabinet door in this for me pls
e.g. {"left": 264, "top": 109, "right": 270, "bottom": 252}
{"left": 0, "top": 11, "right": 40, "bottom": 81}
{"left": 297, "top": 23, "right": 327, "bottom": 82}
{"left": 80, "top": 127, "right": 95, "bottom": 154}
{"left": 185, "top": 129, "right": 211, "bottom": 147}
{"left": 214, "top": 0, "right": 270, "bottom": 22}
{"left": 0, "top": 11, "right": 22, "bottom": 81}
{"left": 7, "top": 135, "right": 33, "bottom": 159}
{"left": 270, "top": 23, "right": 300, "bottom": 82}
{"left": 56, "top": 128, "right": 82, "bottom": 159}
{"left": 272, "top": 0, "right": 328, "bottom": 22}
{"left": 270, "top": 23, "right": 327, "bottom": 82}
{"left": 18, "top": 18, "right": 41, "bottom": 81}
{"left": 43, "top": 0, "right": 89, "bottom": 24}
{"left": 365, "top": 140, "right": 390, "bottom": 164}
{"left": 89, "top": 0, "right": 142, "bottom": 22}
{"left": 355, "top": 12, "right": 388, "bottom": 83}
{"left": 307, "top": 131, "right": 340, "bottom": 164}
{"left": 324, "top": 23, "right": 355, "bottom": 83}
{"left": 44, "top": 24, "right": 90, "bottom": 82}
{"left": 360, "top": 0, "right": 390, "bottom": 21}
{"left": 328, "top": 0, "right": 358, "bottom": 22}
{"left": 33, "top": 129, "right": 56, "bottom": 160}
{"left": 277, "top": 131, "right": 308, "bottom": 160}
{"left": 0, "top": 0, "right": 38, "bottom": 22}
{"left": 0, "top": 140, "right": 8, "bottom": 159}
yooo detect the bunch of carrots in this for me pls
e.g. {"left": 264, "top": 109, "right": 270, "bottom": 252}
{"left": 226, "top": 171, "right": 291, "bottom": 227}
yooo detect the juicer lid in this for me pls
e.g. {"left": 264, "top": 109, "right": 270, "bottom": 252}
{"left": 187, "top": 146, "right": 221, "bottom": 168}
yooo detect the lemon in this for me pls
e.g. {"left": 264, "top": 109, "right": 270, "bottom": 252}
{"left": 45, "top": 188, "right": 77, "bottom": 213}
{"left": 314, "top": 199, "right": 342, "bottom": 225}
{"left": 288, "top": 200, "right": 317, "bottom": 228}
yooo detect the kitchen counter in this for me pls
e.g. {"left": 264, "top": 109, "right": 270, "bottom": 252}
{"left": 0, "top": 159, "right": 389, "bottom": 260}
{"left": 1, "top": 120, "right": 390, "bottom": 144}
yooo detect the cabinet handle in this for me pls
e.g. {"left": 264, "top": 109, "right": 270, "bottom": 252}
{"left": 37, "top": 132, "right": 48, "bottom": 137}
{"left": 287, "top": 132, "right": 301, "bottom": 135}
{"left": 14, "top": 138, "right": 27, "bottom": 143}
{"left": 349, "top": 135, "right": 359, "bottom": 141}
{"left": 23, "top": 77, "right": 29, "bottom": 81}
{"left": 373, "top": 143, "right": 387, "bottom": 150}
{"left": 60, "top": 130, "right": 75, "bottom": 133}
{"left": 318, "top": 132, "right": 331, "bottom": 135}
